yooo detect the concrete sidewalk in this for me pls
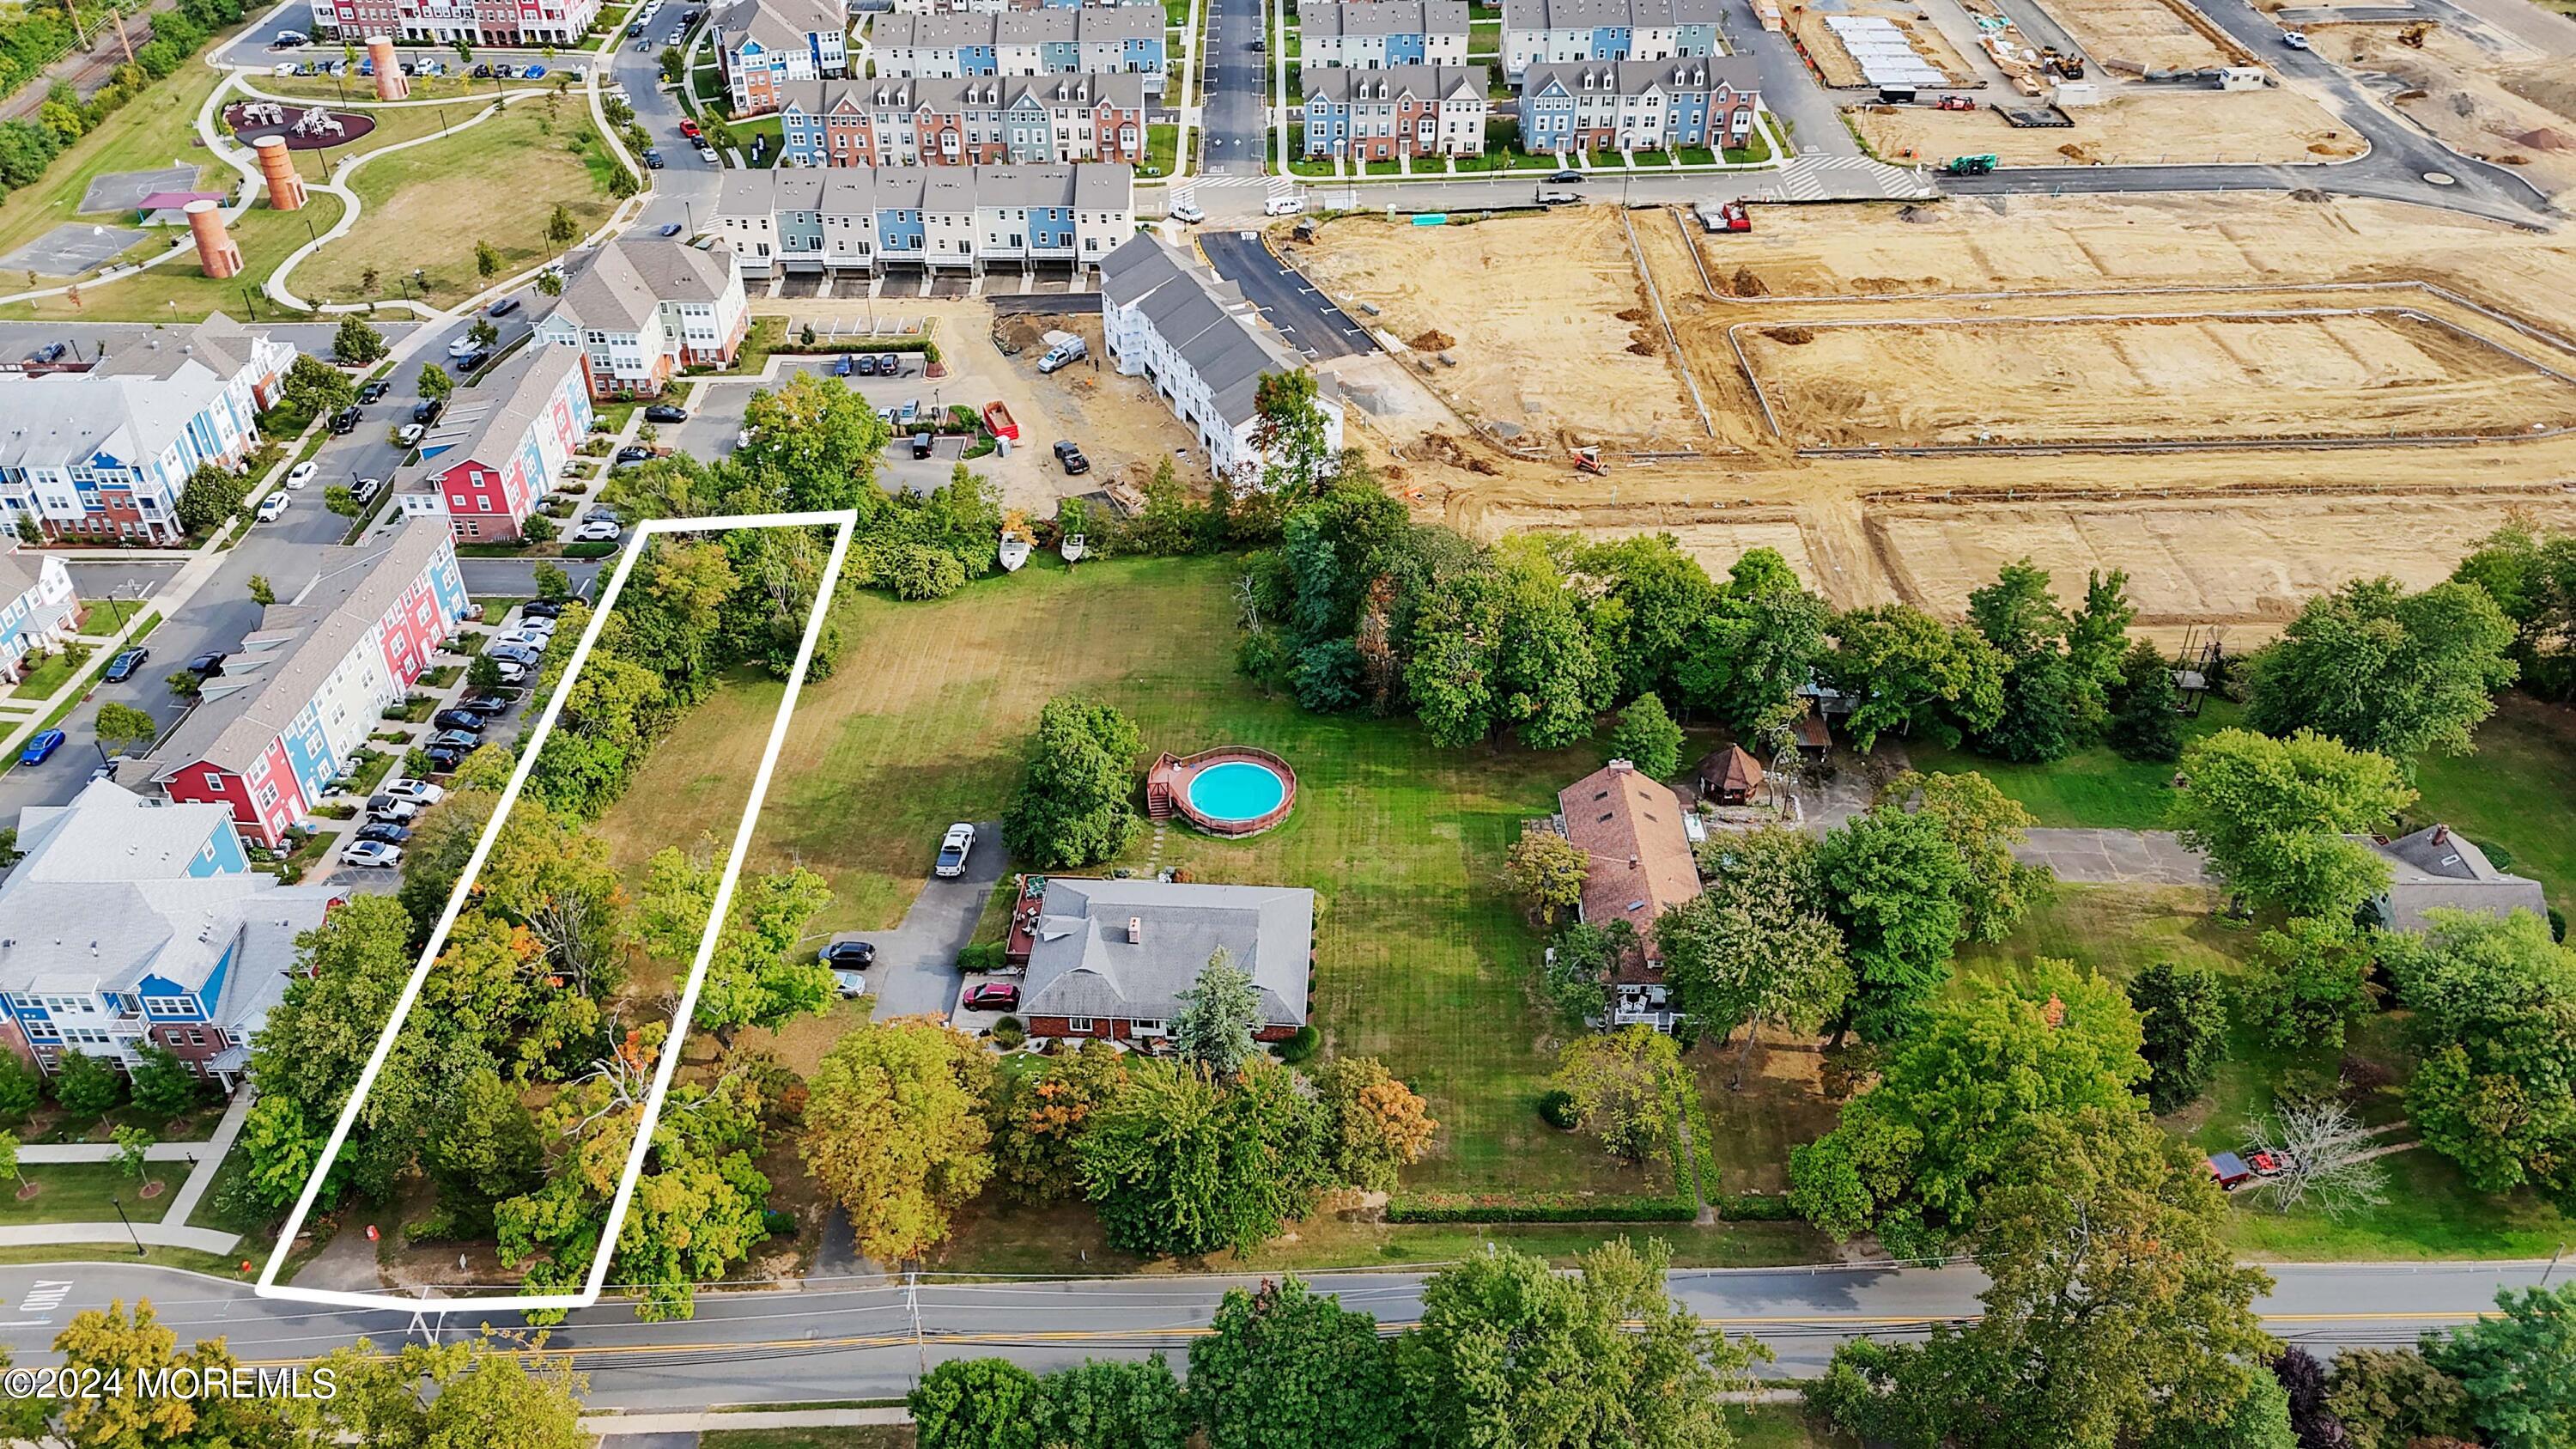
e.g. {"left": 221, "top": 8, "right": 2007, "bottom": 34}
{"left": 0, "top": 1221, "right": 240, "bottom": 1253}
{"left": 161, "top": 1087, "right": 255, "bottom": 1227}
{"left": 2016, "top": 828, "right": 2209, "bottom": 886}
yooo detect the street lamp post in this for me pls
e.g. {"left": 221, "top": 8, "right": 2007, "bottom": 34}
{"left": 110, "top": 1195, "right": 145, "bottom": 1257}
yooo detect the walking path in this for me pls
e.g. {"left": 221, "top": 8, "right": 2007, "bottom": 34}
{"left": 0, "top": 1090, "right": 252, "bottom": 1254}
{"left": 159, "top": 1087, "right": 253, "bottom": 1227}
{"left": 2014, "top": 828, "right": 2210, "bottom": 886}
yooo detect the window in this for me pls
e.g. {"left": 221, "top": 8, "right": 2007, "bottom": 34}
{"left": 204, "top": 770, "right": 225, "bottom": 792}
{"left": 185, "top": 1028, "right": 206, "bottom": 1047}
{"left": 1066, "top": 1016, "right": 1095, "bottom": 1032}
{"left": 144, "top": 995, "right": 196, "bottom": 1016}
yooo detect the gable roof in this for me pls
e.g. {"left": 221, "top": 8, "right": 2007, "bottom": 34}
{"left": 1556, "top": 759, "right": 1701, "bottom": 951}
{"left": 555, "top": 237, "right": 738, "bottom": 335}
{"left": 1519, "top": 54, "right": 1761, "bottom": 100}
{"left": 1020, "top": 877, "right": 1313, "bottom": 1026}
{"left": 773, "top": 70, "right": 1146, "bottom": 118}
{"left": 1099, "top": 234, "right": 1332, "bottom": 430}
{"left": 2369, "top": 824, "right": 2550, "bottom": 932}
{"left": 0, "top": 368, "right": 233, "bottom": 473}
{"left": 717, "top": 0, "right": 844, "bottom": 52}
{"left": 876, "top": 7, "right": 1161, "bottom": 50}
{"left": 1504, "top": 0, "right": 1722, "bottom": 29}
{"left": 149, "top": 521, "right": 455, "bottom": 781}
{"left": 13, "top": 781, "right": 235, "bottom": 882}
{"left": 1303, "top": 0, "right": 1472, "bottom": 38}
{"left": 1301, "top": 64, "right": 1488, "bottom": 104}
{"left": 419, "top": 343, "right": 584, "bottom": 466}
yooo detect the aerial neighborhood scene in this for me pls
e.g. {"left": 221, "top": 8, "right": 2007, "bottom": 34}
{"left": 0, "top": 0, "right": 2574, "bottom": 1440}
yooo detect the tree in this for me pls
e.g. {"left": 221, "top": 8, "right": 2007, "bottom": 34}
{"left": 333, "top": 314, "right": 388, "bottom": 363}
{"left": 657, "top": 44, "right": 685, "bottom": 82}
{"left": 1310, "top": 1056, "right": 1436, "bottom": 1190}
{"left": 125, "top": 1044, "right": 196, "bottom": 1118}
{"left": 2129, "top": 960, "right": 2228, "bottom": 1114}
{"left": 233, "top": 1092, "right": 334, "bottom": 1214}
{"left": 2271, "top": 1346, "right": 2353, "bottom": 1449}
{"left": 2109, "top": 639, "right": 2188, "bottom": 762}
{"left": 1789, "top": 961, "right": 2148, "bottom": 1258}
{"left": 302, "top": 1334, "right": 590, "bottom": 1448}
{"left": 1172, "top": 949, "right": 1261, "bottom": 1076}
{"left": 468, "top": 317, "right": 500, "bottom": 350}
{"left": 1607, "top": 692, "right": 1683, "bottom": 777}
{"left": 174, "top": 462, "right": 247, "bottom": 533}
{"left": 1040, "top": 1356, "right": 1187, "bottom": 1449}
{"left": 1504, "top": 828, "right": 1589, "bottom": 926}
{"left": 1807, "top": 1109, "right": 2276, "bottom": 1449}
{"left": 112, "top": 1124, "right": 155, "bottom": 1192}
{"left": 999, "top": 696, "right": 1144, "bottom": 869}
{"left": 1188, "top": 1275, "right": 1400, "bottom": 1449}
{"left": 248, "top": 571, "right": 276, "bottom": 606}
{"left": 418, "top": 362, "right": 454, "bottom": 402}
{"left": 2171, "top": 729, "right": 2415, "bottom": 917}
{"left": 2235, "top": 1099, "right": 2391, "bottom": 1219}
{"left": 1542, "top": 918, "right": 1628, "bottom": 1024}
{"left": 475, "top": 239, "right": 503, "bottom": 281}
{"left": 52, "top": 1050, "right": 121, "bottom": 1115}
{"left": 989, "top": 1039, "right": 1129, "bottom": 1204}
{"left": 420, "top": 1068, "right": 544, "bottom": 1234}
{"left": 546, "top": 201, "right": 580, "bottom": 251}
{"left": 468, "top": 653, "right": 505, "bottom": 692}
{"left": 2247, "top": 577, "right": 2518, "bottom": 761}
{"left": 282, "top": 351, "right": 356, "bottom": 417}
{"left": 91, "top": 701, "right": 158, "bottom": 759}
{"left": 640, "top": 850, "right": 834, "bottom": 1047}
{"left": 1551, "top": 1026, "right": 1683, "bottom": 1164}
{"left": 1396, "top": 1238, "right": 1769, "bottom": 1449}
{"left": 2379, "top": 908, "right": 2576, "bottom": 1203}
{"left": 800, "top": 1017, "right": 995, "bottom": 1263}
{"left": 1823, "top": 603, "right": 2005, "bottom": 751}
{"left": 1249, "top": 368, "right": 1341, "bottom": 499}
{"left": 0, "top": 1133, "right": 15, "bottom": 1198}
{"left": 2324, "top": 1349, "right": 2474, "bottom": 1449}
{"left": 1658, "top": 825, "right": 1848, "bottom": 1080}
{"left": 1878, "top": 769, "right": 2048, "bottom": 944}
{"left": 2241, "top": 916, "right": 2379, "bottom": 1051}
{"left": 736, "top": 369, "right": 896, "bottom": 513}
{"left": 0, "top": 1053, "right": 38, "bottom": 1121}
{"left": 532, "top": 560, "right": 573, "bottom": 600}
{"left": 325, "top": 484, "right": 360, "bottom": 518}
{"left": 1572, "top": 534, "right": 1722, "bottom": 702}
{"left": 1676, "top": 547, "right": 1833, "bottom": 740}
{"left": 2422, "top": 1282, "right": 2576, "bottom": 1449}
{"left": 52, "top": 1299, "right": 289, "bottom": 1448}
{"left": 1077, "top": 1058, "right": 1328, "bottom": 1255}
{"left": 1814, "top": 804, "right": 1970, "bottom": 1043}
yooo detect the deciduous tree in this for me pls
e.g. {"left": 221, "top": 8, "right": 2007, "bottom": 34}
{"left": 282, "top": 351, "right": 356, "bottom": 417}
{"left": 174, "top": 462, "right": 246, "bottom": 533}
{"left": 2241, "top": 916, "right": 2379, "bottom": 1051}
{"left": 1551, "top": 1025, "right": 1683, "bottom": 1165}
{"left": 1187, "top": 1275, "right": 1400, "bottom": 1449}
{"left": 2422, "top": 1282, "right": 2576, "bottom": 1449}
{"left": 2129, "top": 960, "right": 2228, "bottom": 1114}
{"left": 1310, "top": 1056, "right": 1436, "bottom": 1190}
{"left": 2324, "top": 1349, "right": 2474, "bottom": 1449}
{"left": 2247, "top": 576, "right": 2518, "bottom": 761}
{"left": 1814, "top": 804, "right": 1971, "bottom": 1043}
{"left": 92, "top": 701, "right": 158, "bottom": 758}
{"left": 1659, "top": 826, "right": 1847, "bottom": 1081}
{"left": 1877, "top": 769, "right": 2048, "bottom": 943}
{"left": 735, "top": 369, "right": 896, "bottom": 514}
{"left": 1607, "top": 691, "right": 1683, "bottom": 777}
{"left": 1676, "top": 547, "right": 1833, "bottom": 740}
{"left": 800, "top": 1017, "right": 995, "bottom": 1263}
{"left": 1039, "top": 1356, "right": 1187, "bottom": 1449}
{"left": 989, "top": 1039, "right": 1129, "bottom": 1203}
{"left": 52, "top": 1049, "right": 120, "bottom": 1114}
{"left": 304, "top": 1334, "right": 590, "bottom": 1448}
{"left": 1504, "top": 828, "right": 1589, "bottom": 927}
{"left": 332, "top": 314, "right": 388, "bottom": 363}
{"left": 2109, "top": 639, "right": 2188, "bottom": 763}
{"left": 2170, "top": 729, "right": 2415, "bottom": 917}
{"left": 1822, "top": 603, "right": 2005, "bottom": 752}
{"left": 1001, "top": 696, "right": 1145, "bottom": 869}
{"left": 1076, "top": 1058, "right": 1328, "bottom": 1256}
{"left": 2380, "top": 908, "right": 2576, "bottom": 1204}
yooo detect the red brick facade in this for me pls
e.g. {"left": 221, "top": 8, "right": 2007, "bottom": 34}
{"left": 1026, "top": 1014, "right": 1297, "bottom": 1044}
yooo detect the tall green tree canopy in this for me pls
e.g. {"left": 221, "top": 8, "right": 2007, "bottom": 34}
{"left": 2245, "top": 576, "right": 2518, "bottom": 760}
{"left": 2169, "top": 728, "right": 2415, "bottom": 918}
{"left": 1814, "top": 803, "right": 1971, "bottom": 1042}
{"left": 1000, "top": 696, "right": 1145, "bottom": 869}
{"left": 1075, "top": 1058, "right": 1328, "bottom": 1256}
{"left": 1188, "top": 1275, "right": 1400, "bottom": 1449}
{"left": 2381, "top": 908, "right": 2576, "bottom": 1206}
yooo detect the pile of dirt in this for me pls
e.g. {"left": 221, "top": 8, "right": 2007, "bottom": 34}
{"left": 1411, "top": 432, "right": 1500, "bottom": 475}
{"left": 1614, "top": 307, "right": 1649, "bottom": 323}
{"left": 1408, "top": 328, "right": 1457, "bottom": 351}
{"left": 2511, "top": 126, "right": 2576, "bottom": 152}
{"left": 1727, "top": 265, "right": 1769, "bottom": 297}
{"left": 1763, "top": 326, "right": 1818, "bottom": 345}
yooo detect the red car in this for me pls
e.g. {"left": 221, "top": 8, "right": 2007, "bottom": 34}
{"left": 963, "top": 982, "right": 1020, "bottom": 1013}
{"left": 677, "top": 119, "right": 702, "bottom": 140}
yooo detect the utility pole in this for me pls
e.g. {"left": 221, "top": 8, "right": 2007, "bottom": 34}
{"left": 905, "top": 1269, "right": 927, "bottom": 1378}
{"left": 2543, "top": 1242, "right": 2567, "bottom": 1288}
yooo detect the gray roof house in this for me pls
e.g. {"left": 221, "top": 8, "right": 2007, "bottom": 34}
{"left": 2366, "top": 824, "right": 2550, "bottom": 933}
{"left": 1019, "top": 877, "right": 1314, "bottom": 1038}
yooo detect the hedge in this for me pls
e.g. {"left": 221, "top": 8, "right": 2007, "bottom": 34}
{"left": 774, "top": 335, "right": 934, "bottom": 356}
{"left": 562, "top": 540, "right": 621, "bottom": 558}
{"left": 1385, "top": 1199, "right": 1698, "bottom": 1225}
{"left": 1716, "top": 1193, "right": 1798, "bottom": 1221}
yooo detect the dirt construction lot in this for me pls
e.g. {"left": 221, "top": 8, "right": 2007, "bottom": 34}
{"left": 1740, "top": 310, "right": 2576, "bottom": 447}
{"left": 2316, "top": 22, "right": 2576, "bottom": 207}
{"left": 1795, "top": 2, "right": 1978, "bottom": 88}
{"left": 1850, "top": 88, "right": 2366, "bottom": 167}
{"left": 2044, "top": 0, "right": 2247, "bottom": 70}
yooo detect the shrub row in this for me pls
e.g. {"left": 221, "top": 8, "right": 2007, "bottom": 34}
{"left": 1384, "top": 1198, "right": 1698, "bottom": 1225}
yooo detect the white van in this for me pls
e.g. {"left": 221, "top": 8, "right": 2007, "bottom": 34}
{"left": 1263, "top": 192, "right": 1304, "bottom": 216}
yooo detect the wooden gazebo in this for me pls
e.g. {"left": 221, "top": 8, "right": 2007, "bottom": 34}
{"left": 1695, "top": 745, "right": 1765, "bottom": 806}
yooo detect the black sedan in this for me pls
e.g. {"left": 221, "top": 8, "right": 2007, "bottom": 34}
{"left": 432, "top": 709, "right": 489, "bottom": 734}
{"left": 643, "top": 404, "right": 689, "bottom": 423}
{"left": 185, "top": 651, "right": 226, "bottom": 676}
{"left": 615, "top": 445, "right": 654, "bottom": 464}
{"left": 102, "top": 648, "right": 149, "bottom": 682}
{"left": 820, "top": 940, "right": 877, "bottom": 968}
{"left": 358, "top": 380, "right": 389, "bottom": 403}
{"left": 1054, "top": 440, "right": 1091, "bottom": 476}
{"left": 521, "top": 600, "right": 566, "bottom": 619}
{"left": 454, "top": 691, "right": 514, "bottom": 715}
{"left": 355, "top": 822, "right": 413, "bottom": 846}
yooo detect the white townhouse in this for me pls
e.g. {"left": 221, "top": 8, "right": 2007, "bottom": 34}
{"left": 1500, "top": 0, "right": 1723, "bottom": 82}
{"left": 1300, "top": 1, "right": 1472, "bottom": 68}
{"left": 1098, "top": 234, "right": 1346, "bottom": 484}
{"left": 870, "top": 9, "right": 1170, "bottom": 94}
{"left": 713, "top": 165, "right": 1135, "bottom": 277}
{"left": 532, "top": 238, "right": 751, "bottom": 397}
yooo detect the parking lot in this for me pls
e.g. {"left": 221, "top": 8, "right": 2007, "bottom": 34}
{"left": 664, "top": 355, "right": 1013, "bottom": 496}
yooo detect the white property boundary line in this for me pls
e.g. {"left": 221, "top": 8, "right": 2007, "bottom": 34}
{"left": 254, "top": 508, "right": 860, "bottom": 1314}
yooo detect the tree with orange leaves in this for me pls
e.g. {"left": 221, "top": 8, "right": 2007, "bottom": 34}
{"left": 990, "top": 1039, "right": 1131, "bottom": 1203}
{"left": 1312, "top": 1056, "right": 1437, "bottom": 1193}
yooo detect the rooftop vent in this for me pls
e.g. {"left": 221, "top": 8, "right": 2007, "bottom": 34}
{"left": 1127, "top": 916, "right": 1143, "bottom": 944}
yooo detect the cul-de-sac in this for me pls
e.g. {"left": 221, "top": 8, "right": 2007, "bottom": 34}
{"left": 0, "top": 0, "right": 2569, "bottom": 1440}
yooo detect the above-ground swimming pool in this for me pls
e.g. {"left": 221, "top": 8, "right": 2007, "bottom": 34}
{"left": 1149, "top": 748, "right": 1300, "bottom": 837}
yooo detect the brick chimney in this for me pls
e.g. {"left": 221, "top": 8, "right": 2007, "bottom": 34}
{"left": 1607, "top": 758, "right": 1634, "bottom": 775}
{"left": 1127, "top": 916, "right": 1142, "bottom": 944}
{"left": 2432, "top": 824, "right": 2450, "bottom": 844}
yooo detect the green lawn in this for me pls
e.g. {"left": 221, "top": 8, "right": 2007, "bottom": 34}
{"left": 2409, "top": 693, "right": 2576, "bottom": 916}
{"left": 0, "top": 194, "right": 349, "bottom": 324}
{"left": 9, "top": 651, "right": 80, "bottom": 700}
{"left": 1956, "top": 883, "right": 2576, "bottom": 1260}
{"left": 602, "top": 556, "right": 1682, "bottom": 1205}
{"left": 1906, "top": 697, "right": 2244, "bottom": 830}
{"left": 1145, "top": 122, "right": 1179, "bottom": 179}
{"left": 0, "top": 1162, "right": 169, "bottom": 1225}
{"left": 0, "top": 67, "right": 223, "bottom": 272}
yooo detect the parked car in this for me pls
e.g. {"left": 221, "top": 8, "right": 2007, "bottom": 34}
{"left": 643, "top": 149, "right": 665, "bottom": 169}
{"left": 910, "top": 431, "right": 934, "bottom": 460}
{"left": 29, "top": 341, "right": 68, "bottom": 363}
{"left": 570, "top": 519, "right": 623, "bottom": 543}
{"left": 185, "top": 651, "right": 226, "bottom": 676}
{"left": 490, "top": 658, "right": 531, "bottom": 684}
{"left": 523, "top": 64, "right": 545, "bottom": 78}
{"left": 876, "top": 353, "right": 902, "bottom": 376}
{"left": 488, "top": 643, "right": 543, "bottom": 667}
{"left": 1168, "top": 199, "right": 1205, "bottom": 224}
{"left": 380, "top": 778, "right": 445, "bottom": 805}
{"left": 17, "top": 729, "right": 64, "bottom": 765}
{"left": 286, "top": 461, "right": 318, "bottom": 489}
{"left": 454, "top": 693, "right": 513, "bottom": 717}
{"left": 432, "top": 709, "right": 489, "bottom": 734}
{"left": 274, "top": 28, "right": 310, "bottom": 45}
{"left": 1264, "top": 192, "right": 1305, "bottom": 216}
{"left": 327, "top": 406, "right": 362, "bottom": 435}
{"left": 342, "top": 840, "right": 403, "bottom": 868}
{"left": 367, "top": 797, "right": 419, "bottom": 824}
{"left": 350, "top": 476, "right": 384, "bottom": 504}
{"left": 820, "top": 939, "right": 877, "bottom": 968}
{"left": 521, "top": 600, "right": 567, "bottom": 619}
{"left": 412, "top": 397, "right": 443, "bottom": 424}
{"left": 963, "top": 981, "right": 1020, "bottom": 1013}
{"left": 397, "top": 424, "right": 427, "bottom": 448}
{"left": 447, "top": 334, "right": 483, "bottom": 359}
{"left": 678, "top": 119, "right": 702, "bottom": 140}
{"left": 614, "top": 445, "right": 653, "bottom": 464}
{"left": 491, "top": 630, "right": 550, "bottom": 654}
{"left": 659, "top": 222, "right": 683, "bottom": 237}
{"left": 1037, "top": 337, "right": 1086, "bottom": 374}
{"left": 695, "top": 143, "right": 718, "bottom": 163}
{"left": 256, "top": 492, "right": 290, "bottom": 522}
{"left": 422, "top": 744, "right": 469, "bottom": 772}
{"left": 934, "top": 821, "right": 975, "bottom": 877}
{"left": 489, "top": 296, "right": 520, "bottom": 318}
{"left": 355, "top": 821, "right": 412, "bottom": 846}
{"left": 832, "top": 969, "right": 867, "bottom": 999}
{"left": 643, "top": 403, "right": 689, "bottom": 423}
{"left": 358, "top": 380, "right": 389, "bottom": 403}
{"left": 453, "top": 349, "right": 490, "bottom": 374}
{"left": 102, "top": 648, "right": 149, "bottom": 683}
{"left": 426, "top": 728, "right": 480, "bottom": 752}
{"left": 1054, "top": 440, "right": 1090, "bottom": 475}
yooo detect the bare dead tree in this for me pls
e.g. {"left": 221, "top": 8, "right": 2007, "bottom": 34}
{"left": 2238, "top": 1099, "right": 2391, "bottom": 1218}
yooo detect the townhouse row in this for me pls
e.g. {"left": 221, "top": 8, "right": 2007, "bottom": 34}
{"left": 311, "top": 0, "right": 603, "bottom": 46}
{"left": 710, "top": 165, "right": 1137, "bottom": 274}
{"left": 867, "top": 9, "right": 1168, "bottom": 95}
{"left": 1297, "top": 0, "right": 1724, "bottom": 82}
{"left": 1297, "top": 56, "right": 1758, "bottom": 159}
{"left": 773, "top": 73, "right": 1149, "bottom": 167}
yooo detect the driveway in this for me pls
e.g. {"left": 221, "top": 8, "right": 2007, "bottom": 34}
{"left": 820, "top": 819, "right": 1007, "bottom": 1020}
{"left": 2015, "top": 828, "right": 2209, "bottom": 886}
{"left": 1198, "top": 231, "right": 1374, "bottom": 362}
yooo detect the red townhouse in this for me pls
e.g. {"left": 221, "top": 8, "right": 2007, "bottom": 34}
{"left": 392, "top": 344, "right": 592, "bottom": 541}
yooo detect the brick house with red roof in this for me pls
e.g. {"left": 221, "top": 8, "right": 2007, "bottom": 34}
{"left": 1551, "top": 758, "right": 1703, "bottom": 1032}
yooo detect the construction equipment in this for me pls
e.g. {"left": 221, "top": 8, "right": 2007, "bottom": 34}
{"left": 1934, "top": 94, "right": 1976, "bottom": 111}
{"left": 1941, "top": 153, "right": 1999, "bottom": 175}
{"left": 1572, "top": 446, "right": 1608, "bottom": 477}
{"left": 1710, "top": 200, "right": 1750, "bottom": 233}
{"left": 2039, "top": 46, "right": 2083, "bottom": 78}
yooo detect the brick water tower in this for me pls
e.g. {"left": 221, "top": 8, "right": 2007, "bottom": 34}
{"left": 185, "top": 199, "right": 243, "bottom": 279}
{"left": 252, "top": 136, "right": 305, "bottom": 210}
{"left": 368, "top": 36, "right": 408, "bottom": 100}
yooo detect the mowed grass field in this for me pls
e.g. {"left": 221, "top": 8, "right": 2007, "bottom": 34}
{"left": 1957, "top": 883, "right": 2576, "bottom": 1260}
{"left": 610, "top": 556, "right": 1674, "bottom": 1202}
{"left": 0, "top": 67, "right": 222, "bottom": 271}
{"left": 294, "top": 99, "right": 616, "bottom": 304}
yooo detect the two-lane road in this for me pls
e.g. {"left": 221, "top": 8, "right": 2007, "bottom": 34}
{"left": 0, "top": 1257, "right": 2543, "bottom": 1408}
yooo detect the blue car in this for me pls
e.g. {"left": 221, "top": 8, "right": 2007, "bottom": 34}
{"left": 18, "top": 728, "right": 64, "bottom": 765}
{"left": 523, "top": 64, "right": 544, "bottom": 77}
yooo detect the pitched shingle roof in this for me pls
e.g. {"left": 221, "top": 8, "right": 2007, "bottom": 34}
{"left": 1504, "top": 0, "right": 1722, "bottom": 28}
{"left": 1303, "top": 0, "right": 1472, "bottom": 37}
{"left": 556, "top": 237, "right": 737, "bottom": 335}
{"left": 1021, "top": 877, "right": 1313, "bottom": 1027}
{"left": 2368, "top": 824, "right": 2550, "bottom": 932}
{"left": 1302, "top": 64, "right": 1488, "bottom": 104}
{"left": 1556, "top": 759, "right": 1701, "bottom": 953}
{"left": 1520, "top": 54, "right": 1760, "bottom": 99}
{"left": 1100, "top": 234, "right": 1330, "bottom": 429}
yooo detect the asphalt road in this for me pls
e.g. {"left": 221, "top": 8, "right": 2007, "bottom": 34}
{"left": 1197, "top": 231, "right": 1373, "bottom": 361}
{"left": 1709, "top": 0, "right": 1856, "bottom": 158}
{"left": 1200, "top": 0, "right": 1265, "bottom": 176}
{"left": 0, "top": 1257, "right": 2546, "bottom": 1408}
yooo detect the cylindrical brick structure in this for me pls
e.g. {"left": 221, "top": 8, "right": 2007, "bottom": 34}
{"left": 253, "top": 136, "right": 306, "bottom": 211}
{"left": 185, "top": 200, "right": 243, "bottom": 279}
{"left": 368, "top": 36, "right": 409, "bottom": 100}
